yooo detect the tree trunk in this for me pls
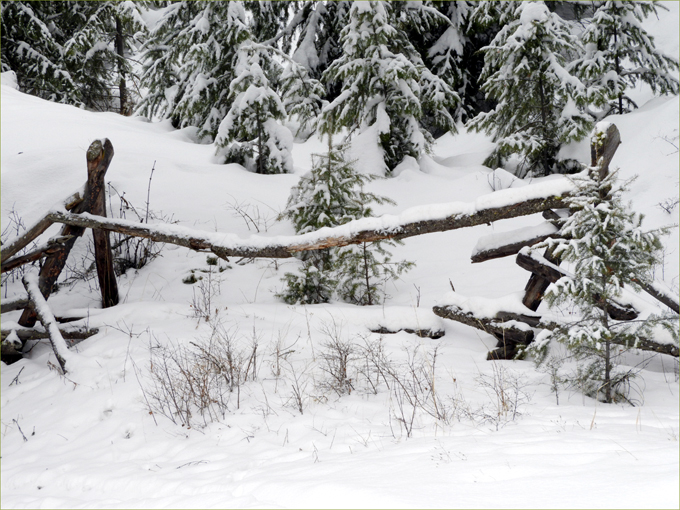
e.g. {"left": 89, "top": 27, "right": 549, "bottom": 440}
{"left": 115, "top": 16, "right": 127, "bottom": 115}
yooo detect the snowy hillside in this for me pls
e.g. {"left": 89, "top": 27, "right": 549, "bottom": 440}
{"left": 2, "top": 4, "right": 679, "bottom": 510}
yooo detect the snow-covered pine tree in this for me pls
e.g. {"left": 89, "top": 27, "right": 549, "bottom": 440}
{"left": 279, "top": 124, "right": 412, "bottom": 305}
{"left": 573, "top": 1, "right": 679, "bottom": 117}
{"left": 136, "top": 1, "right": 205, "bottom": 125}
{"left": 320, "top": 1, "right": 457, "bottom": 174}
{"left": 468, "top": 1, "right": 592, "bottom": 177}
{"left": 424, "top": 1, "right": 474, "bottom": 125}
{"left": 138, "top": 1, "right": 249, "bottom": 138}
{"left": 279, "top": 61, "right": 325, "bottom": 140}
{"left": 63, "top": 1, "right": 146, "bottom": 113}
{"left": 277, "top": 135, "right": 361, "bottom": 304}
{"left": 529, "top": 126, "right": 677, "bottom": 403}
{"left": 1, "top": 2, "right": 81, "bottom": 105}
{"left": 214, "top": 38, "right": 293, "bottom": 174}
{"left": 392, "top": 1, "right": 461, "bottom": 137}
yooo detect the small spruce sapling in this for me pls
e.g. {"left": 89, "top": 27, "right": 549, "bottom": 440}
{"left": 529, "top": 129, "right": 677, "bottom": 403}
{"left": 278, "top": 127, "right": 412, "bottom": 305}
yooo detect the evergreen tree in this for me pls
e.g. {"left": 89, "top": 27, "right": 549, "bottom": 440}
{"left": 277, "top": 137, "right": 362, "bottom": 304}
{"left": 138, "top": 1, "right": 249, "bottom": 138}
{"left": 529, "top": 133, "right": 676, "bottom": 403}
{"left": 1, "top": 2, "right": 81, "bottom": 105}
{"left": 136, "top": 1, "right": 205, "bottom": 125}
{"left": 279, "top": 132, "right": 412, "bottom": 305}
{"left": 573, "top": 1, "right": 679, "bottom": 117}
{"left": 320, "top": 1, "right": 458, "bottom": 174}
{"left": 468, "top": 1, "right": 592, "bottom": 177}
{"left": 214, "top": 41, "right": 293, "bottom": 174}
{"left": 63, "top": 1, "right": 146, "bottom": 113}
{"left": 279, "top": 60, "right": 325, "bottom": 140}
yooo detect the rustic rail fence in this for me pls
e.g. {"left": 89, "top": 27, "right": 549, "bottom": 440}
{"left": 2, "top": 126, "right": 678, "bottom": 369}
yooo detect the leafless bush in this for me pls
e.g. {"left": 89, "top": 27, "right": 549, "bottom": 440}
{"left": 384, "top": 345, "right": 459, "bottom": 437}
{"left": 226, "top": 195, "right": 276, "bottom": 234}
{"left": 472, "top": 362, "right": 532, "bottom": 430}
{"left": 107, "top": 181, "right": 169, "bottom": 275}
{"left": 657, "top": 197, "right": 679, "bottom": 215}
{"left": 1, "top": 207, "right": 38, "bottom": 294}
{"left": 270, "top": 330, "right": 298, "bottom": 378}
{"left": 190, "top": 260, "right": 222, "bottom": 323}
{"left": 282, "top": 359, "right": 311, "bottom": 415}
{"left": 317, "top": 321, "right": 357, "bottom": 396}
{"left": 140, "top": 324, "right": 258, "bottom": 429}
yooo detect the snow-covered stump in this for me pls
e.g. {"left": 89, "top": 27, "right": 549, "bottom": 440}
{"left": 22, "top": 273, "right": 72, "bottom": 373}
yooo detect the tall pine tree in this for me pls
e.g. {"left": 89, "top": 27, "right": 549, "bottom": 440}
{"left": 320, "top": 1, "right": 458, "bottom": 174}
{"left": 468, "top": 1, "right": 592, "bottom": 177}
{"left": 573, "top": 0, "right": 679, "bottom": 117}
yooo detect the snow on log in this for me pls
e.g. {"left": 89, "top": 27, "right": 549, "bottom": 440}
{"left": 1, "top": 295, "right": 30, "bottom": 314}
{"left": 0, "top": 187, "right": 84, "bottom": 262}
{"left": 47, "top": 175, "right": 578, "bottom": 259}
{"left": 1, "top": 326, "right": 98, "bottom": 345}
{"left": 471, "top": 221, "right": 559, "bottom": 263}
{"left": 22, "top": 273, "right": 72, "bottom": 373}
{"left": 432, "top": 292, "right": 541, "bottom": 356}
{"left": 633, "top": 279, "right": 679, "bottom": 314}
{"left": 433, "top": 292, "right": 678, "bottom": 359}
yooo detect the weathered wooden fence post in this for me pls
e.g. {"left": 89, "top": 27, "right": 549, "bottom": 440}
{"left": 87, "top": 139, "right": 119, "bottom": 308}
{"left": 18, "top": 139, "right": 118, "bottom": 327}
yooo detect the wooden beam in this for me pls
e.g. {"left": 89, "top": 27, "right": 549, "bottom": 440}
{"left": 47, "top": 191, "right": 573, "bottom": 260}
{"left": 1, "top": 235, "right": 74, "bottom": 273}
{"left": 471, "top": 222, "right": 559, "bottom": 263}
{"left": 0, "top": 188, "right": 83, "bottom": 262}
{"left": 516, "top": 249, "right": 639, "bottom": 321}
{"left": 432, "top": 304, "right": 535, "bottom": 345}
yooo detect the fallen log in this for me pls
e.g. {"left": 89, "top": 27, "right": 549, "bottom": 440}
{"left": 369, "top": 327, "right": 445, "bottom": 339}
{"left": 0, "top": 188, "right": 83, "bottom": 262}
{"left": 432, "top": 305, "right": 535, "bottom": 345}
{"left": 1, "top": 326, "right": 97, "bottom": 343}
{"left": 48, "top": 180, "right": 576, "bottom": 260}
{"left": 500, "top": 313, "right": 678, "bottom": 358}
{"left": 22, "top": 273, "right": 72, "bottom": 373}
{"left": 633, "top": 279, "right": 679, "bottom": 314}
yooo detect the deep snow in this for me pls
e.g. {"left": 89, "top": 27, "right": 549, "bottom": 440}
{"left": 2, "top": 5, "right": 679, "bottom": 509}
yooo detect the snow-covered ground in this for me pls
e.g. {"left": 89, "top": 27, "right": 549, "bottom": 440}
{"left": 2, "top": 7, "right": 678, "bottom": 510}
